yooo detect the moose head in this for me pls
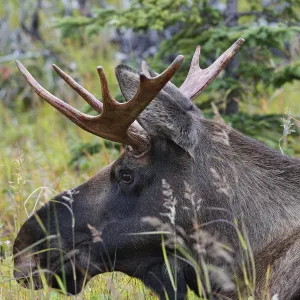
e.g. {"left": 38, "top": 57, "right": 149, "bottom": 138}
{"left": 13, "top": 38, "right": 300, "bottom": 300}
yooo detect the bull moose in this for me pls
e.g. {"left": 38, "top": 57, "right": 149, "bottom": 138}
{"left": 13, "top": 38, "right": 300, "bottom": 299}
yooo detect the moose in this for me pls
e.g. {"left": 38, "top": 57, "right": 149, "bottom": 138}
{"left": 13, "top": 38, "right": 300, "bottom": 299}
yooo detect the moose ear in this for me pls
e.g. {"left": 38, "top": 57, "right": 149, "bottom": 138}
{"left": 115, "top": 65, "right": 140, "bottom": 101}
{"left": 141, "top": 61, "right": 158, "bottom": 78}
{"left": 115, "top": 64, "right": 201, "bottom": 157}
{"left": 115, "top": 63, "right": 195, "bottom": 102}
{"left": 141, "top": 61, "right": 190, "bottom": 99}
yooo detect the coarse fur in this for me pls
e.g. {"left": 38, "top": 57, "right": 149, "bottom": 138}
{"left": 14, "top": 63, "right": 300, "bottom": 299}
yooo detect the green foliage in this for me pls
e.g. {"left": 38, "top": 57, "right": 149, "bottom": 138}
{"left": 272, "top": 60, "right": 300, "bottom": 88}
{"left": 161, "top": 24, "right": 300, "bottom": 92}
{"left": 56, "top": 0, "right": 300, "bottom": 106}
{"left": 56, "top": 1, "right": 195, "bottom": 35}
{"left": 68, "top": 140, "right": 120, "bottom": 170}
{"left": 55, "top": 16, "right": 94, "bottom": 39}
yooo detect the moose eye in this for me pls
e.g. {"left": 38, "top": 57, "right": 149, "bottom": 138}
{"left": 121, "top": 172, "right": 134, "bottom": 184}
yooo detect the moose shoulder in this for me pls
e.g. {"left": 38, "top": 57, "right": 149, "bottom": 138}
{"left": 13, "top": 39, "right": 300, "bottom": 299}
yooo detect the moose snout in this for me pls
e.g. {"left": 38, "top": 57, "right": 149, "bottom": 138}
{"left": 13, "top": 205, "right": 58, "bottom": 289}
{"left": 14, "top": 252, "right": 43, "bottom": 289}
{"left": 13, "top": 195, "right": 86, "bottom": 292}
{"left": 13, "top": 217, "right": 45, "bottom": 289}
{"left": 13, "top": 228, "right": 63, "bottom": 290}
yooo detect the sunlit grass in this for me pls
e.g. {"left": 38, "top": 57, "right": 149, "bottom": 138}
{"left": 0, "top": 256, "right": 160, "bottom": 299}
{"left": 239, "top": 81, "right": 300, "bottom": 116}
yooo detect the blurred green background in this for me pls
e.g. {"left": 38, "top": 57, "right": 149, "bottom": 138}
{"left": 0, "top": 0, "right": 299, "bottom": 299}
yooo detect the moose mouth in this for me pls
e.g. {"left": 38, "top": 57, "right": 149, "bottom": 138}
{"left": 14, "top": 244, "right": 96, "bottom": 295}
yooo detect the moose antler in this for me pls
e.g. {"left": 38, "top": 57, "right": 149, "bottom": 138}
{"left": 180, "top": 38, "right": 245, "bottom": 100}
{"left": 16, "top": 56, "right": 183, "bottom": 154}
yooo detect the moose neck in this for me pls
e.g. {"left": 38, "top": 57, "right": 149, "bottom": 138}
{"left": 195, "top": 119, "right": 300, "bottom": 255}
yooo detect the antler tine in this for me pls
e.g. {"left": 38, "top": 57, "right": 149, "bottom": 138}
{"left": 141, "top": 61, "right": 151, "bottom": 77}
{"left": 16, "top": 60, "right": 147, "bottom": 152}
{"left": 180, "top": 38, "right": 245, "bottom": 100}
{"left": 126, "top": 55, "right": 184, "bottom": 120}
{"left": 52, "top": 64, "right": 103, "bottom": 113}
{"left": 97, "top": 66, "right": 119, "bottom": 111}
{"left": 189, "top": 45, "right": 201, "bottom": 74}
{"left": 92, "top": 57, "right": 183, "bottom": 148}
{"left": 16, "top": 61, "right": 91, "bottom": 127}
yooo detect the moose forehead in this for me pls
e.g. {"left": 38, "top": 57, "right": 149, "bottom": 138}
{"left": 64, "top": 138, "right": 190, "bottom": 208}
{"left": 110, "top": 138, "right": 191, "bottom": 181}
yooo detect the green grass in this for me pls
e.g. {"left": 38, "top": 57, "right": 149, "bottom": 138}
{"left": 0, "top": 256, "right": 159, "bottom": 299}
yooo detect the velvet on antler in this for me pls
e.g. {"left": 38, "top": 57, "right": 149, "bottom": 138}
{"left": 16, "top": 56, "right": 183, "bottom": 154}
{"left": 180, "top": 38, "right": 245, "bottom": 100}
{"left": 16, "top": 39, "right": 244, "bottom": 153}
